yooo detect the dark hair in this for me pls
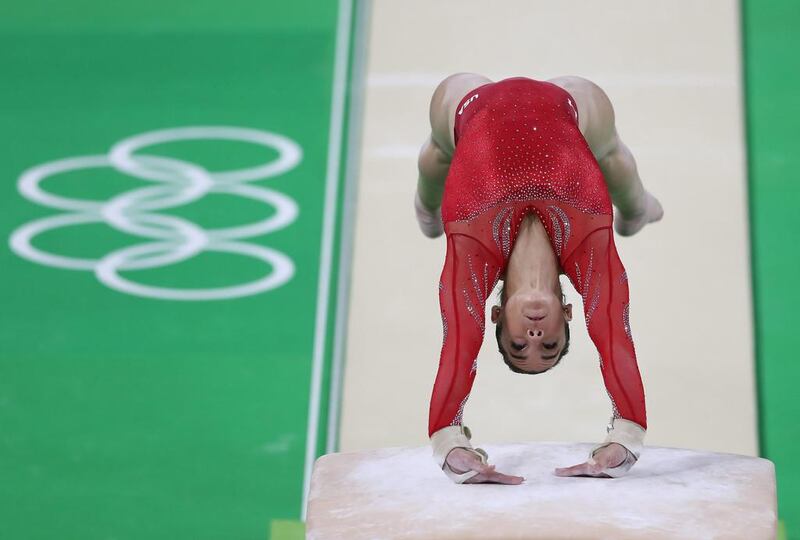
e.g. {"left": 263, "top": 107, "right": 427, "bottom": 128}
{"left": 494, "top": 282, "right": 571, "bottom": 375}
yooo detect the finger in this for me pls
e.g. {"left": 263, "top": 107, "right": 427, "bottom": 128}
{"left": 471, "top": 461, "right": 496, "bottom": 476}
{"left": 556, "top": 461, "right": 613, "bottom": 478}
{"left": 463, "top": 469, "right": 493, "bottom": 484}
{"left": 487, "top": 471, "right": 525, "bottom": 485}
{"left": 587, "top": 462, "right": 606, "bottom": 476}
{"left": 448, "top": 456, "right": 492, "bottom": 477}
{"left": 464, "top": 473, "right": 487, "bottom": 484}
{"left": 554, "top": 462, "right": 592, "bottom": 477}
{"left": 465, "top": 470, "right": 524, "bottom": 484}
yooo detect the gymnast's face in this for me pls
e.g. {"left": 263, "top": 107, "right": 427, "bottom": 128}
{"left": 491, "top": 291, "right": 572, "bottom": 373}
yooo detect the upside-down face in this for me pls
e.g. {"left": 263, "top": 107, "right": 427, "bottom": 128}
{"left": 492, "top": 290, "right": 572, "bottom": 374}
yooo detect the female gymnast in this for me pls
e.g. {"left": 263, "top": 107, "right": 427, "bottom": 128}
{"left": 416, "top": 74, "right": 663, "bottom": 484}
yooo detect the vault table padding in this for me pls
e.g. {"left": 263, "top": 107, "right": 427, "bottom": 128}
{"left": 306, "top": 442, "right": 776, "bottom": 539}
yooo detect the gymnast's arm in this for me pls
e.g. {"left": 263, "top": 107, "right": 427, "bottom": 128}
{"left": 429, "top": 234, "right": 523, "bottom": 485}
{"left": 557, "top": 228, "right": 647, "bottom": 477}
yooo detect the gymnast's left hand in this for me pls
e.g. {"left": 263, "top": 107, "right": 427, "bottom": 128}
{"left": 553, "top": 442, "right": 630, "bottom": 477}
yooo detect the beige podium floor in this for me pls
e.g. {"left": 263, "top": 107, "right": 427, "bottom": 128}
{"left": 338, "top": 0, "right": 756, "bottom": 458}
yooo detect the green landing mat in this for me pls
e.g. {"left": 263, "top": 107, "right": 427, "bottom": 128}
{"left": 742, "top": 0, "right": 800, "bottom": 535}
{"left": 0, "top": 1, "right": 354, "bottom": 538}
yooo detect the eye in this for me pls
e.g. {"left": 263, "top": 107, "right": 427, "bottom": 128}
{"left": 543, "top": 342, "right": 557, "bottom": 350}
{"left": 510, "top": 340, "right": 526, "bottom": 351}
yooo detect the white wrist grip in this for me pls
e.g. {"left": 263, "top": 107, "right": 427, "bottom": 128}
{"left": 590, "top": 418, "right": 646, "bottom": 477}
{"left": 430, "top": 425, "right": 488, "bottom": 484}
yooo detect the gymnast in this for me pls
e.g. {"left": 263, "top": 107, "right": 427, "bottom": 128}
{"left": 416, "top": 74, "right": 663, "bottom": 484}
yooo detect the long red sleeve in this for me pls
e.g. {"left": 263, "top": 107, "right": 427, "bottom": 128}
{"left": 563, "top": 227, "right": 647, "bottom": 429}
{"left": 429, "top": 77, "right": 648, "bottom": 440}
{"left": 428, "top": 233, "right": 503, "bottom": 437}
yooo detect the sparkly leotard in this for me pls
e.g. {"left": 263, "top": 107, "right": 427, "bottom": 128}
{"left": 428, "top": 77, "right": 646, "bottom": 437}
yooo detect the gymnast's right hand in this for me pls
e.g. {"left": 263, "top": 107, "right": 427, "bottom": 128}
{"left": 445, "top": 448, "right": 525, "bottom": 484}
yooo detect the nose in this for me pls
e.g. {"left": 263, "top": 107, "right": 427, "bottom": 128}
{"left": 527, "top": 328, "right": 544, "bottom": 339}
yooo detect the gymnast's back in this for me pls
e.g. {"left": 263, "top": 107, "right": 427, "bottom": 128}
{"left": 439, "top": 76, "right": 611, "bottom": 224}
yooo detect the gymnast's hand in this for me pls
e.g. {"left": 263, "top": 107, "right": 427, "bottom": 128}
{"left": 554, "top": 443, "right": 630, "bottom": 478}
{"left": 445, "top": 448, "right": 525, "bottom": 484}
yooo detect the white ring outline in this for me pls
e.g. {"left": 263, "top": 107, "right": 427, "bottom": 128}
{"left": 96, "top": 241, "right": 295, "bottom": 301}
{"left": 109, "top": 126, "right": 302, "bottom": 184}
{"left": 9, "top": 126, "right": 302, "bottom": 300}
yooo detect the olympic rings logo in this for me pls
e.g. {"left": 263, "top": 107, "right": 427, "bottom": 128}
{"left": 9, "top": 126, "right": 302, "bottom": 300}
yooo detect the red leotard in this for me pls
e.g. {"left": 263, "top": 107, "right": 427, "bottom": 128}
{"left": 428, "top": 77, "right": 646, "bottom": 437}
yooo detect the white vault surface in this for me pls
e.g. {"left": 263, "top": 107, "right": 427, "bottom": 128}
{"left": 340, "top": 0, "right": 756, "bottom": 456}
{"left": 307, "top": 443, "right": 776, "bottom": 540}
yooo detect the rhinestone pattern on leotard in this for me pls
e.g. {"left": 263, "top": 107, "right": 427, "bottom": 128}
{"left": 442, "top": 77, "right": 611, "bottom": 224}
{"left": 451, "top": 394, "right": 469, "bottom": 426}
{"left": 439, "top": 281, "right": 448, "bottom": 345}
{"left": 623, "top": 302, "right": 633, "bottom": 342}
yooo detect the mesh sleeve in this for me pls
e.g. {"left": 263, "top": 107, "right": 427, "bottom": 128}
{"left": 428, "top": 234, "right": 502, "bottom": 436}
{"left": 563, "top": 227, "right": 647, "bottom": 430}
